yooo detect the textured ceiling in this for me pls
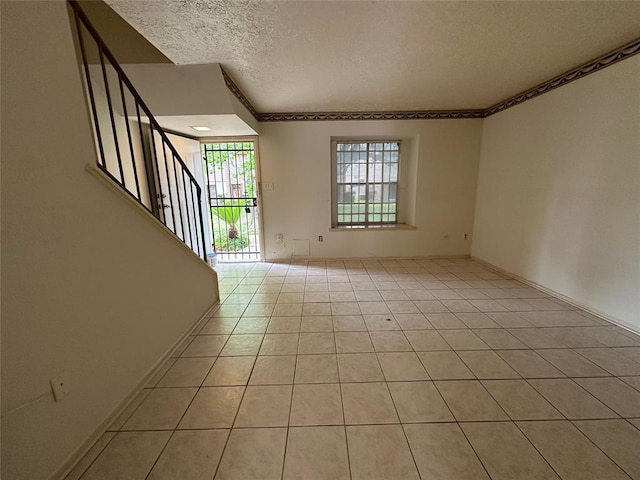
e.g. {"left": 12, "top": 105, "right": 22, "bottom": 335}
{"left": 106, "top": 1, "right": 640, "bottom": 113}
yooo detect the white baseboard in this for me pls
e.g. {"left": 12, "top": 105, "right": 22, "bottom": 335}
{"left": 471, "top": 256, "right": 640, "bottom": 337}
{"left": 53, "top": 300, "right": 220, "bottom": 480}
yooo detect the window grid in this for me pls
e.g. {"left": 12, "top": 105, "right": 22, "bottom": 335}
{"left": 335, "top": 141, "right": 399, "bottom": 226}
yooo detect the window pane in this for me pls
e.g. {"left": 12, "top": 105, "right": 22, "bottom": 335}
{"left": 334, "top": 140, "right": 399, "bottom": 226}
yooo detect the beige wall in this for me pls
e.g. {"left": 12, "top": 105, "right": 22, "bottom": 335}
{"left": 259, "top": 119, "right": 482, "bottom": 259}
{"left": 1, "top": 2, "right": 219, "bottom": 479}
{"left": 472, "top": 56, "right": 640, "bottom": 331}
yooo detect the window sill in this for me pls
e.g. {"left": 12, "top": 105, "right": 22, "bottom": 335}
{"left": 330, "top": 224, "right": 417, "bottom": 232}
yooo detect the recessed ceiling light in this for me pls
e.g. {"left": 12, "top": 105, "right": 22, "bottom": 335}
{"left": 190, "top": 126, "right": 211, "bottom": 132}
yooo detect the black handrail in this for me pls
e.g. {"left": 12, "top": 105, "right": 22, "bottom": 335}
{"left": 69, "top": 0, "right": 207, "bottom": 261}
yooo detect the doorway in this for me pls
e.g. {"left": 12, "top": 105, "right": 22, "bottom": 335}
{"left": 202, "top": 139, "right": 262, "bottom": 262}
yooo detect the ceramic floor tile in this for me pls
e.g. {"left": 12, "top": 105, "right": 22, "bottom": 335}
{"left": 249, "top": 355, "right": 296, "bottom": 385}
{"left": 404, "top": 423, "right": 489, "bottom": 480}
{"left": 199, "top": 318, "right": 239, "bottom": 335}
{"left": 123, "top": 388, "right": 197, "bottom": 430}
{"left": 156, "top": 358, "right": 215, "bottom": 388}
{"left": 518, "top": 420, "right": 629, "bottom": 480}
{"left": 575, "top": 348, "right": 640, "bottom": 376}
{"left": 359, "top": 301, "right": 391, "bottom": 315}
{"left": 295, "top": 354, "right": 339, "bottom": 383}
{"left": 417, "top": 351, "right": 475, "bottom": 379}
{"left": 215, "top": 428, "right": 287, "bottom": 480}
{"left": 300, "top": 315, "right": 333, "bottom": 332}
{"left": 147, "top": 430, "right": 228, "bottom": 480}
{"left": 436, "top": 380, "right": 509, "bottom": 421}
{"left": 388, "top": 381, "right": 454, "bottom": 422}
{"left": 508, "top": 328, "right": 567, "bottom": 348}
{"left": 243, "top": 303, "right": 275, "bottom": 317}
{"left": 414, "top": 300, "right": 449, "bottom": 314}
{"left": 363, "top": 314, "right": 401, "bottom": 330}
{"left": 394, "top": 313, "right": 433, "bottom": 330}
{"left": 620, "top": 376, "right": 640, "bottom": 391}
{"left": 369, "top": 331, "right": 412, "bottom": 352}
{"left": 458, "top": 351, "right": 520, "bottom": 379}
{"left": 425, "top": 313, "right": 467, "bottom": 329}
{"left": 283, "top": 426, "right": 350, "bottom": 480}
{"left": 460, "top": 422, "right": 559, "bottom": 480}
{"left": 473, "top": 329, "right": 527, "bottom": 349}
{"left": 259, "top": 333, "right": 299, "bottom": 355}
{"left": 298, "top": 332, "right": 336, "bottom": 354}
{"left": 278, "top": 292, "right": 304, "bottom": 303}
{"left": 404, "top": 330, "right": 451, "bottom": 351}
{"left": 233, "top": 317, "right": 269, "bottom": 334}
{"left": 482, "top": 380, "right": 564, "bottom": 420}
{"left": 497, "top": 350, "right": 565, "bottom": 378}
{"left": 386, "top": 300, "right": 420, "bottom": 314}
{"left": 615, "top": 346, "right": 640, "bottom": 363}
{"left": 487, "top": 312, "right": 534, "bottom": 328}
{"left": 182, "top": 335, "right": 228, "bottom": 357}
{"left": 573, "top": 377, "right": 640, "bottom": 417}
{"left": 332, "top": 315, "right": 367, "bottom": 332}
{"left": 80, "top": 431, "right": 171, "bottom": 480}
{"left": 346, "top": 425, "right": 419, "bottom": 480}
{"left": 441, "top": 330, "right": 490, "bottom": 350}
{"left": 527, "top": 379, "right": 618, "bottom": 419}
{"left": 573, "top": 419, "right": 640, "bottom": 479}
{"left": 266, "top": 316, "right": 301, "bottom": 333}
{"left": 377, "top": 352, "right": 429, "bottom": 381}
{"left": 331, "top": 302, "right": 361, "bottom": 315}
{"left": 341, "top": 382, "right": 399, "bottom": 424}
{"left": 203, "top": 356, "right": 255, "bottom": 386}
{"left": 290, "top": 383, "right": 344, "bottom": 426}
{"left": 178, "top": 387, "right": 244, "bottom": 429}
{"left": 65, "top": 432, "right": 116, "bottom": 480}
{"left": 304, "top": 292, "right": 331, "bottom": 303}
{"left": 455, "top": 313, "right": 501, "bottom": 328}
{"left": 536, "top": 348, "right": 610, "bottom": 377}
{"left": 219, "top": 334, "right": 263, "bottom": 356}
{"left": 581, "top": 327, "right": 640, "bottom": 347}
{"left": 234, "top": 385, "right": 292, "bottom": 427}
{"left": 441, "top": 299, "right": 479, "bottom": 313}
{"left": 337, "top": 353, "right": 385, "bottom": 382}
{"left": 302, "top": 303, "right": 332, "bottom": 316}
{"left": 334, "top": 332, "right": 375, "bottom": 354}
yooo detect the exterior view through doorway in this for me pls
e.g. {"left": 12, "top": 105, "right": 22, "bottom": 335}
{"left": 202, "top": 139, "right": 263, "bottom": 262}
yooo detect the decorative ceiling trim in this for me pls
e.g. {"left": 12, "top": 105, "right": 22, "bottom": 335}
{"left": 222, "top": 37, "right": 640, "bottom": 122}
{"left": 257, "top": 110, "right": 486, "bottom": 122}
{"left": 220, "top": 66, "right": 260, "bottom": 120}
{"left": 485, "top": 37, "right": 640, "bottom": 117}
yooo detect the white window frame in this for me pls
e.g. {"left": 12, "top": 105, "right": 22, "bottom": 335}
{"left": 331, "top": 139, "right": 401, "bottom": 228}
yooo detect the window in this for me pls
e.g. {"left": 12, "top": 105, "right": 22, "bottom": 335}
{"left": 333, "top": 141, "right": 400, "bottom": 226}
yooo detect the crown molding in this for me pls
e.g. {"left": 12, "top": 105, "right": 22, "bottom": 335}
{"left": 257, "top": 110, "right": 486, "bottom": 121}
{"left": 220, "top": 66, "right": 260, "bottom": 120}
{"left": 484, "top": 37, "right": 640, "bottom": 117}
{"left": 221, "top": 37, "right": 640, "bottom": 122}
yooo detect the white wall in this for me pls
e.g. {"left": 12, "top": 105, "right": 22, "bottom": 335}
{"left": 1, "top": 2, "right": 219, "bottom": 479}
{"left": 472, "top": 56, "right": 640, "bottom": 330}
{"left": 259, "top": 119, "right": 482, "bottom": 259}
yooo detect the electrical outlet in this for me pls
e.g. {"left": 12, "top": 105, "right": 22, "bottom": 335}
{"left": 50, "top": 374, "right": 69, "bottom": 402}
{"left": 318, "top": 235, "right": 323, "bottom": 242}
{"left": 262, "top": 182, "right": 274, "bottom": 191}
{"left": 276, "top": 233, "right": 284, "bottom": 242}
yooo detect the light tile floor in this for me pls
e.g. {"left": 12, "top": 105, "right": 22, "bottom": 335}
{"left": 67, "top": 258, "right": 640, "bottom": 480}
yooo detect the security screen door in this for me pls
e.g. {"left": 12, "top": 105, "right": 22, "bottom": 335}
{"left": 202, "top": 141, "right": 262, "bottom": 262}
